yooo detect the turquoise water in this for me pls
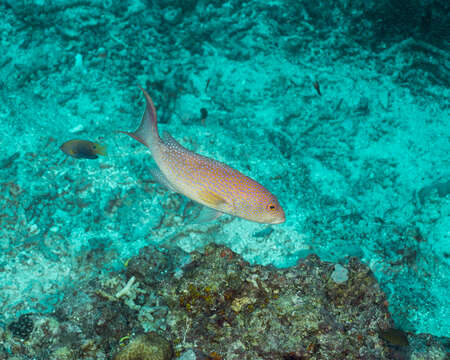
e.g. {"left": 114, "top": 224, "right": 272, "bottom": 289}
{"left": 1, "top": 0, "right": 449, "bottom": 355}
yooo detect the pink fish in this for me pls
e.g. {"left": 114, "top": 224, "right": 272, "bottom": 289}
{"left": 120, "top": 86, "right": 285, "bottom": 224}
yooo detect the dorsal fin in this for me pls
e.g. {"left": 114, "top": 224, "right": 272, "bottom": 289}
{"left": 162, "top": 131, "right": 187, "bottom": 151}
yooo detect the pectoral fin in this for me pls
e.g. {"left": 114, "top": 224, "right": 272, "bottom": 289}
{"left": 198, "top": 190, "right": 226, "bottom": 207}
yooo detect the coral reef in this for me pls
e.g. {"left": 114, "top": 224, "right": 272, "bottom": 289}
{"left": 113, "top": 332, "right": 172, "bottom": 360}
{"left": 1, "top": 244, "right": 448, "bottom": 359}
{"left": 166, "top": 244, "right": 392, "bottom": 359}
{"left": 7, "top": 314, "right": 34, "bottom": 341}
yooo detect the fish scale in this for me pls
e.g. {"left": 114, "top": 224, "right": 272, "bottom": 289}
{"left": 120, "top": 86, "right": 285, "bottom": 224}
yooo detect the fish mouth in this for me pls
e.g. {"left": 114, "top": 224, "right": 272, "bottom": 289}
{"left": 269, "top": 215, "right": 286, "bottom": 224}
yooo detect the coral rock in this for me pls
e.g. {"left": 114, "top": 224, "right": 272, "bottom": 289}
{"left": 113, "top": 332, "right": 172, "bottom": 360}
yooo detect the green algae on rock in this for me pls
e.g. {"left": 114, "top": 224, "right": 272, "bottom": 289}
{"left": 165, "top": 244, "right": 393, "bottom": 359}
{"left": 113, "top": 332, "right": 172, "bottom": 360}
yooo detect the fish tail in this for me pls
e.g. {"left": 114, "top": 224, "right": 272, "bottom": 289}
{"left": 94, "top": 143, "right": 107, "bottom": 156}
{"left": 119, "top": 85, "right": 161, "bottom": 150}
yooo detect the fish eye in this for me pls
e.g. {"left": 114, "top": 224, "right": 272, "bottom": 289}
{"left": 267, "top": 203, "right": 276, "bottom": 210}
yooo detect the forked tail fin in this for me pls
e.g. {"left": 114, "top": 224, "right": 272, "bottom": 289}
{"left": 119, "top": 85, "right": 161, "bottom": 149}
{"left": 94, "top": 143, "right": 107, "bottom": 156}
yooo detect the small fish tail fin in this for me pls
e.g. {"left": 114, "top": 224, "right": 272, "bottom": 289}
{"left": 95, "top": 143, "right": 107, "bottom": 156}
{"left": 120, "top": 85, "right": 161, "bottom": 150}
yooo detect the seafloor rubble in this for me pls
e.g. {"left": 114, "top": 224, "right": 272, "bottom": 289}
{"left": 1, "top": 244, "right": 447, "bottom": 360}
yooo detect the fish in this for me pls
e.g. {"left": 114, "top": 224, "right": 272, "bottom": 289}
{"left": 120, "top": 86, "right": 285, "bottom": 224}
{"left": 60, "top": 139, "right": 107, "bottom": 159}
{"left": 252, "top": 227, "right": 274, "bottom": 238}
{"left": 200, "top": 108, "right": 208, "bottom": 125}
{"left": 379, "top": 328, "right": 409, "bottom": 347}
{"left": 313, "top": 80, "right": 321, "bottom": 96}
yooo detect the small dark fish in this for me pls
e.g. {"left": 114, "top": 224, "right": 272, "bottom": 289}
{"left": 60, "top": 139, "right": 107, "bottom": 159}
{"left": 253, "top": 227, "right": 274, "bottom": 238}
{"left": 205, "top": 78, "right": 211, "bottom": 92}
{"left": 379, "top": 328, "right": 409, "bottom": 346}
{"left": 0, "top": 152, "right": 20, "bottom": 169}
{"left": 200, "top": 108, "right": 208, "bottom": 125}
{"left": 313, "top": 80, "right": 321, "bottom": 96}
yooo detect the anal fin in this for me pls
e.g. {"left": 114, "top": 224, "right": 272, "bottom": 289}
{"left": 194, "top": 206, "right": 223, "bottom": 223}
